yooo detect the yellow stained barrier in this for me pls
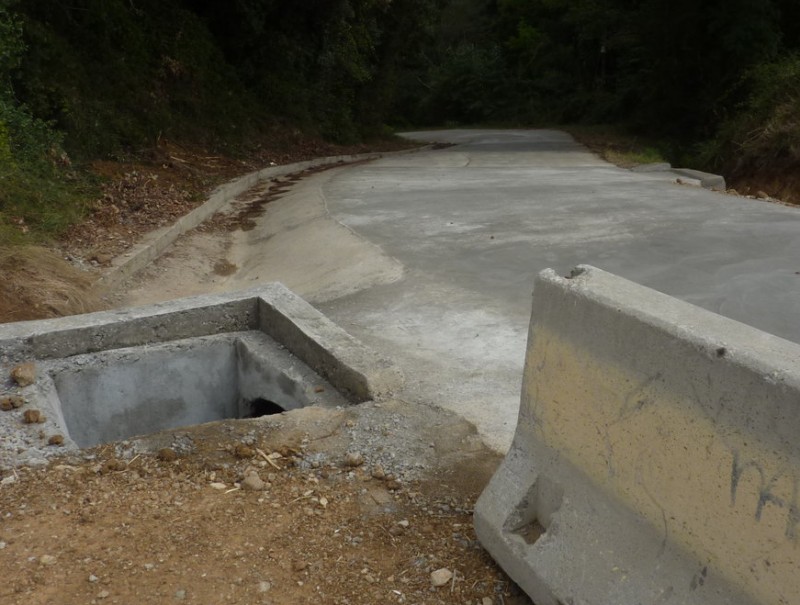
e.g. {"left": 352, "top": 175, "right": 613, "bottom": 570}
{"left": 475, "top": 265, "right": 800, "bottom": 605}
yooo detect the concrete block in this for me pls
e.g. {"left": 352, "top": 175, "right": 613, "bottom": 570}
{"left": 672, "top": 167, "right": 726, "bottom": 190}
{"left": 258, "top": 283, "right": 404, "bottom": 401}
{"left": 474, "top": 265, "right": 800, "bottom": 605}
{"left": 0, "top": 284, "right": 403, "bottom": 463}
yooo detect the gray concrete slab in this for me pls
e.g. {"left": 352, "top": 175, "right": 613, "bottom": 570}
{"left": 305, "top": 129, "right": 800, "bottom": 451}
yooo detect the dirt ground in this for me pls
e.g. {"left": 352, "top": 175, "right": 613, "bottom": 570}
{"left": 0, "top": 401, "right": 530, "bottom": 605}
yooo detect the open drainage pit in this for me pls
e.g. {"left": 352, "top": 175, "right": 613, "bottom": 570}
{"left": 48, "top": 333, "right": 348, "bottom": 448}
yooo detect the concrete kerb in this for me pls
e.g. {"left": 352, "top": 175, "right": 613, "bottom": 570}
{"left": 474, "top": 265, "right": 800, "bottom": 605}
{"left": 1, "top": 283, "right": 403, "bottom": 403}
{"left": 671, "top": 167, "right": 726, "bottom": 190}
{"left": 96, "top": 147, "right": 431, "bottom": 290}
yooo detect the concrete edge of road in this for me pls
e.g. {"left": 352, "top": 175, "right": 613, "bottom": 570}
{"left": 630, "top": 162, "right": 726, "bottom": 190}
{"left": 95, "top": 146, "right": 431, "bottom": 291}
{"left": 474, "top": 265, "right": 800, "bottom": 605}
{"left": 0, "top": 284, "right": 404, "bottom": 405}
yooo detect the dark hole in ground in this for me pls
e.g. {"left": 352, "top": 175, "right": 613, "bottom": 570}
{"left": 246, "top": 398, "right": 285, "bottom": 418}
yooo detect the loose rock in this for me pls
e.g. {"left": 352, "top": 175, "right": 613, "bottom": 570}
{"left": 345, "top": 452, "right": 364, "bottom": 467}
{"left": 48, "top": 434, "right": 64, "bottom": 446}
{"left": 23, "top": 409, "right": 45, "bottom": 424}
{"left": 242, "top": 472, "right": 266, "bottom": 491}
{"left": 157, "top": 447, "right": 178, "bottom": 462}
{"left": 101, "top": 459, "right": 127, "bottom": 473}
{"left": 10, "top": 362, "right": 36, "bottom": 387}
{"left": 0, "top": 395, "right": 24, "bottom": 411}
{"left": 431, "top": 568, "right": 453, "bottom": 587}
{"left": 234, "top": 443, "right": 255, "bottom": 459}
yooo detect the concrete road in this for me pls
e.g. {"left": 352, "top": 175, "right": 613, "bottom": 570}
{"left": 297, "top": 129, "right": 800, "bottom": 451}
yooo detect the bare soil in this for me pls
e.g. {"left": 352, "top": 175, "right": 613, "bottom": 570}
{"left": 0, "top": 401, "right": 529, "bottom": 605}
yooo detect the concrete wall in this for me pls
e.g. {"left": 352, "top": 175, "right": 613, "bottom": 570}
{"left": 475, "top": 265, "right": 800, "bottom": 605}
{"left": 54, "top": 339, "right": 240, "bottom": 447}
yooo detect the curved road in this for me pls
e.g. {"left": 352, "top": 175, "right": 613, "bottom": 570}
{"left": 311, "top": 129, "right": 800, "bottom": 450}
{"left": 128, "top": 129, "right": 800, "bottom": 451}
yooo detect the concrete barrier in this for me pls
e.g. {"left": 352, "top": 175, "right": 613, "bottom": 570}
{"left": 474, "top": 265, "right": 800, "bottom": 605}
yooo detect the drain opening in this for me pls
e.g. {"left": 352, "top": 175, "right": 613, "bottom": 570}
{"left": 244, "top": 398, "right": 285, "bottom": 418}
{"left": 53, "top": 339, "right": 312, "bottom": 448}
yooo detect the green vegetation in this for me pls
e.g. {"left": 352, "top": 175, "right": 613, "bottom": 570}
{"left": 399, "top": 0, "right": 800, "bottom": 177}
{"left": 1, "top": 0, "right": 799, "bottom": 244}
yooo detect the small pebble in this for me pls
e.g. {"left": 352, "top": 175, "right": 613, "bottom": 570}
{"left": 23, "top": 409, "right": 45, "bottom": 424}
{"left": 430, "top": 568, "right": 453, "bottom": 587}
{"left": 175, "top": 589, "right": 186, "bottom": 600}
{"left": 157, "top": 448, "right": 178, "bottom": 462}
{"left": 40, "top": 554, "right": 56, "bottom": 566}
{"left": 89, "top": 574, "right": 99, "bottom": 583}
{"left": 10, "top": 362, "right": 36, "bottom": 387}
{"left": 0, "top": 396, "right": 24, "bottom": 411}
{"left": 345, "top": 452, "right": 364, "bottom": 467}
{"left": 242, "top": 473, "right": 266, "bottom": 491}
{"left": 258, "top": 581, "right": 272, "bottom": 593}
{"left": 98, "top": 590, "right": 110, "bottom": 599}
{"left": 48, "top": 434, "right": 64, "bottom": 446}
{"left": 292, "top": 560, "right": 308, "bottom": 572}
{"left": 234, "top": 443, "right": 255, "bottom": 459}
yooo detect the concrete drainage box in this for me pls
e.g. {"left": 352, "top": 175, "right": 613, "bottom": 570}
{"left": 0, "top": 283, "right": 403, "bottom": 467}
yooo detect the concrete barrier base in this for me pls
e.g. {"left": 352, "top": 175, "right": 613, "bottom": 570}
{"left": 475, "top": 265, "right": 800, "bottom": 605}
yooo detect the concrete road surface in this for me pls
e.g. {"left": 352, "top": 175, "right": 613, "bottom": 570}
{"left": 301, "top": 129, "right": 800, "bottom": 450}
{"left": 161, "top": 128, "right": 791, "bottom": 451}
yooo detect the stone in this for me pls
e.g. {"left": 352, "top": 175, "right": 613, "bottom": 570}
{"left": 242, "top": 473, "right": 266, "bottom": 491}
{"left": 10, "top": 362, "right": 36, "bottom": 387}
{"left": 430, "top": 568, "right": 453, "bottom": 587}
{"left": 258, "top": 581, "right": 272, "bottom": 593}
{"left": 22, "top": 409, "right": 45, "bottom": 424}
{"left": 345, "top": 452, "right": 364, "bottom": 467}
{"left": 0, "top": 396, "right": 23, "bottom": 411}
{"left": 157, "top": 448, "right": 178, "bottom": 462}
{"left": 292, "top": 560, "right": 308, "bottom": 572}
{"left": 234, "top": 443, "right": 255, "bottom": 459}
{"left": 48, "top": 434, "right": 65, "bottom": 446}
{"left": 40, "top": 555, "right": 57, "bottom": 566}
